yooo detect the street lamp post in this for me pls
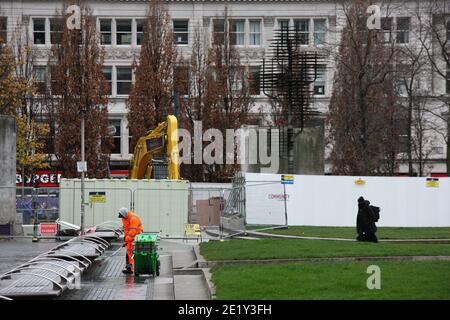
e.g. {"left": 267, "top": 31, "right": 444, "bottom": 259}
{"left": 80, "top": 109, "right": 86, "bottom": 236}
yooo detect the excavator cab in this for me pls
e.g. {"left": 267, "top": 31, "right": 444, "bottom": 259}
{"left": 129, "top": 115, "right": 180, "bottom": 180}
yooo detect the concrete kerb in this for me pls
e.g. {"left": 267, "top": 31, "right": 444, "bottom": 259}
{"left": 192, "top": 244, "right": 215, "bottom": 300}
{"left": 200, "top": 255, "right": 450, "bottom": 268}
{"left": 205, "top": 227, "right": 450, "bottom": 244}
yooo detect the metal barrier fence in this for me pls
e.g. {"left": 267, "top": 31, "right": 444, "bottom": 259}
{"left": 1, "top": 185, "right": 234, "bottom": 236}
{"left": 2, "top": 180, "right": 289, "bottom": 238}
{"left": 219, "top": 177, "right": 289, "bottom": 238}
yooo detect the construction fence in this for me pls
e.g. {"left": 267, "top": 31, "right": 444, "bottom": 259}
{"left": 0, "top": 182, "right": 238, "bottom": 237}
{"left": 1, "top": 175, "right": 297, "bottom": 238}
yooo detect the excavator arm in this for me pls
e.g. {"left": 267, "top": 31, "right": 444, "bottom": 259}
{"left": 129, "top": 115, "right": 180, "bottom": 180}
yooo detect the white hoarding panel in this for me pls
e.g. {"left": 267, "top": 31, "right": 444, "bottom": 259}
{"left": 59, "top": 178, "right": 188, "bottom": 237}
{"left": 244, "top": 173, "right": 450, "bottom": 227}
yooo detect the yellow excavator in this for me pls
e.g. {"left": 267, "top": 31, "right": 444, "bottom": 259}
{"left": 129, "top": 115, "right": 180, "bottom": 180}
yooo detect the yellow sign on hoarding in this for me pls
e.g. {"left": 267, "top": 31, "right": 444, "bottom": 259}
{"left": 281, "top": 175, "right": 294, "bottom": 185}
{"left": 426, "top": 178, "right": 439, "bottom": 188}
{"left": 184, "top": 224, "right": 201, "bottom": 236}
{"left": 355, "top": 178, "right": 366, "bottom": 186}
{"left": 89, "top": 192, "right": 106, "bottom": 203}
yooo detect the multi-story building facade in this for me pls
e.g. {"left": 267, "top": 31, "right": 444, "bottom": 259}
{"left": 0, "top": 0, "right": 448, "bottom": 177}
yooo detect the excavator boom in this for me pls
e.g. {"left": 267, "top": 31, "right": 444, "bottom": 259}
{"left": 129, "top": 115, "right": 180, "bottom": 180}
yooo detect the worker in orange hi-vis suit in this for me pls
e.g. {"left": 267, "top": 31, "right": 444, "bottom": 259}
{"left": 117, "top": 207, "right": 143, "bottom": 274}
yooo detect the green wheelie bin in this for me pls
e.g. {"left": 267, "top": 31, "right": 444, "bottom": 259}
{"left": 133, "top": 233, "right": 160, "bottom": 277}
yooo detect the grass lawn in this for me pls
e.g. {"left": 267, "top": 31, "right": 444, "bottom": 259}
{"left": 211, "top": 260, "right": 450, "bottom": 299}
{"left": 247, "top": 225, "right": 450, "bottom": 240}
{"left": 200, "top": 238, "right": 450, "bottom": 261}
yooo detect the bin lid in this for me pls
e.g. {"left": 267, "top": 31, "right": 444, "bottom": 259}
{"left": 135, "top": 233, "right": 158, "bottom": 243}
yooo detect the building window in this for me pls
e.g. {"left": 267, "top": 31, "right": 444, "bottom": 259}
{"left": 110, "top": 120, "right": 121, "bottom": 154}
{"left": 102, "top": 66, "right": 112, "bottom": 96}
{"left": 396, "top": 65, "right": 409, "bottom": 97}
{"left": 33, "top": 18, "right": 46, "bottom": 45}
{"left": 249, "top": 66, "right": 261, "bottom": 95}
{"left": 278, "top": 19, "right": 290, "bottom": 31}
{"left": 116, "top": 67, "right": 132, "bottom": 95}
{"left": 100, "top": 19, "right": 112, "bottom": 45}
{"left": 136, "top": 19, "right": 144, "bottom": 45}
{"left": 294, "top": 19, "right": 310, "bottom": 45}
{"left": 230, "top": 20, "right": 245, "bottom": 45}
{"left": 50, "top": 66, "right": 62, "bottom": 95}
{"left": 249, "top": 20, "right": 261, "bottom": 46}
{"left": 50, "top": 18, "right": 64, "bottom": 45}
{"left": 396, "top": 17, "right": 410, "bottom": 44}
{"left": 116, "top": 19, "right": 132, "bottom": 45}
{"left": 129, "top": 133, "right": 134, "bottom": 154}
{"left": 314, "top": 19, "right": 326, "bottom": 45}
{"left": 314, "top": 67, "right": 326, "bottom": 95}
{"left": 213, "top": 19, "right": 225, "bottom": 45}
{"left": 173, "top": 20, "right": 189, "bottom": 45}
{"left": 34, "top": 67, "right": 47, "bottom": 94}
{"left": 381, "top": 17, "right": 393, "bottom": 43}
{"left": 174, "top": 66, "right": 189, "bottom": 96}
{"left": 0, "top": 17, "right": 7, "bottom": 43}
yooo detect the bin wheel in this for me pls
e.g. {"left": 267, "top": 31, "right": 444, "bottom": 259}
{"left": 156, "top": 260, "right": 160, "bottom": 276}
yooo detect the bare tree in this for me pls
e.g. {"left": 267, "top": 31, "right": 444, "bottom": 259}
{"left": 202, "top": 9, "right": 253, "bottom": 182}
{"left": 415, "top": 0, "right": 450, "bottom": 175}
{"left": 127, "top": 0, "right": 177, "bottom": 150}
{"left": 51, "top": 3, "right": 112, "bottom": 178}
{"left": 177, "top": 26, "right": 212, "bottom": 181}
{"left": 327, "top": 0, "right": 401, "bottom": 175}
{"left": 395, "top": 9, "right": 437, "bottom": 176}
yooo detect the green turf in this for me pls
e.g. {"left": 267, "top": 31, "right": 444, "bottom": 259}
{"left": 200, "top": 238, "right": 450, "bottom": 261}
{"left": 246, "top": 225, "right": 450, "bottom": 240}
{"left": 211, "top": 260, "right": 450, "bottom": 299}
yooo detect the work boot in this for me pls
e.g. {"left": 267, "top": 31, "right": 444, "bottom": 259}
{"left": 122, "top": 265, "right": 133, "bottom": 275}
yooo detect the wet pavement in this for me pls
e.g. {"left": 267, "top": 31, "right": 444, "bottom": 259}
{"left": 0, "top": 237, "right": 210, "bottom": 300}
{"left": 0, "top": 238, "right": 58, "bottom": 275}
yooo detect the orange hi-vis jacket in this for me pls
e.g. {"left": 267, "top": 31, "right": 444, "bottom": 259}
{"left": 122, "top": 211, "right": 143, "bottom": 243}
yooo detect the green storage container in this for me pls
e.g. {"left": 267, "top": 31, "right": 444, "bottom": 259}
{"left": 134, "top": 233, "right": 160, "bottom": 277}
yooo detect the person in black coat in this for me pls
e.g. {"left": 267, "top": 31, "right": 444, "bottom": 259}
{"left": 356, "top": 196, "right": 378, "bottom": 243}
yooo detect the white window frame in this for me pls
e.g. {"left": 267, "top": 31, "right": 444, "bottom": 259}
{"left": 313, "top": 19, "right": 326, "bottom": 46}
{"left": 230, "top": 19, "right": 245, "bottom": 46}
{"left": 102, "top": 66, "right": 113, "bottom": 97}
{"left": 136, "top": 19, "right": 144, "bottom": 46}
{"left": 248, "top": 65, "right": 262, "bottom": 96}
{"left": 249, "top": 20, "right": 261, "bottom": 46}
{"left": 294, "top": 19, "right": 310, "bottom": 45}
{"left": 109, "top": 119, "right": 123, "bottom": 155}
{"left": 98, "top": 18, "right": 146, "bottom": 47}
{"left": 115, "top": 66, "right": 133, "bottom": 97}
{"left": 396, "top": 17, "right": 410, "bottom": 44}
{"left": 313, "top": 67, "right": 326, "bottom": 96}
{"left": 32, "top": 17, "right": 47, "bottom": 46}
{"left": 211, "top": 18, "right": 263, "bottom": 47}
{"left": 33, "top": 66, "right": 47, "bottom": 95}
{"left": 277, "top": 18, "right": 328, "bottom": 47}
{"left": 116, "top": 19, "right": 133, "bottom": 46}
{"left": 173, "top": 19, "right": 189, "bottom": 45}
{"left": 99, "top": 18, "right": 112, "bottom": 46}
{"left": 49, "top": 17, "right": 64, "bottom": 45}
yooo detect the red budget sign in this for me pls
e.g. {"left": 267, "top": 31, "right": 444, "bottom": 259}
{"left": 40, "top": 223, "right": 57, "bottom": 235}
